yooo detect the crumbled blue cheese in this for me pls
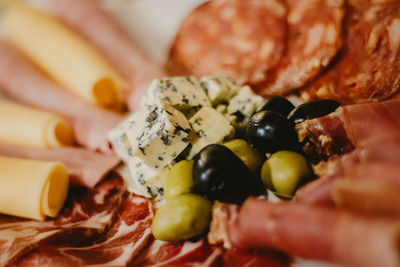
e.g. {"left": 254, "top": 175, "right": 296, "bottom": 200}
{"left": 200, "top": 76, "right": 240, "bottom": 106}
{"left": 126, "top": 157, "right": 169, "bottom": 200}
{"left": 141, "top": 77, "right": 211, "bottom": 115}
{"left": 125, "top": 102, "right": 191, "bottom": 169}
{"left": 227, "top": 85, "right": 267, "bottom": 131}
{"left": 188, "top": 106, "right": 235, "bottom": 158}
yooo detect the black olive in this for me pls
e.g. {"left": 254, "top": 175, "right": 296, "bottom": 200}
{"left": 193, "top": 144, "right": 262, "bottom": 204}
{"left": 287, "top": 100, "right": 340, "bottom": 124}
{"left": 258, "top": 97, "right": 295, "bottom": 117}
{"left": 247, "top": 111, "right": 299, "bottom": 155}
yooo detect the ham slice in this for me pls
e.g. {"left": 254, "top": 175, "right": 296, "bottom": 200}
{"left": 0, "top": 143, "right": 120, "bottom": 188}
{"left": 295, "top": 99, "right": 400, "bottom": 214}
{"left": 215, "top": 198, "right": 400, "bottom": 267}
{"left": 16, "top": 194, "right": 153, "bottom": 267}
{"left": 0, "top": 42, "right": 124, "bottom": 152}
{"left": 0, "top": 176, "right": 125, "bottom": 266}
{"left": 49, "top": 0, "right": 165, "bottom": 111}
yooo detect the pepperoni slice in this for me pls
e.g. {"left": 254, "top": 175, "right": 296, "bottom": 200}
{"left": 301, "top": 0, "right": 400, "bottom": 104}
{"left": 257, "top": 0, "right": 345, "bottom": 96}
{"left": 166, "top": 0, "right": 287, "bottom": 85}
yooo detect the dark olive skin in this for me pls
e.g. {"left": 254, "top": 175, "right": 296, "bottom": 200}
{"left": 193, "top": 144, "right": 262, "bottom": 204}
{"left": 247, "top": 111, "right": 299, "bottom": 155}
{"left": 259, "top": 97, "right": 295, "bottom": 117}
{"left": 287, "top": 100, "right": 340, "bottom": 124}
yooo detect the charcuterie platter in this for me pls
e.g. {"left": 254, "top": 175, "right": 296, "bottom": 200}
{"left": 0, "top": 0, "right": 399, "bottom": 266}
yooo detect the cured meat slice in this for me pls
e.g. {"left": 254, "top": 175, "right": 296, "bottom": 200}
{"left": 167, "top": 0, "right": 287, "bottom": 85}
{"left": 16, "top": 194, "right": 153, "bottom": 267}
{"left": 301, "top": 0, "right": 400, "bottom": 104}
{"left": 0, "top": 143, "right": 120, "bottom": 188}
{"left": 0, "top": 176, "right": 125, "bottom": 266}
{"left": 132, "top": 238, "right": 222, "bottom": 267}
{"left": 213, "top": 198, "right": 400, "bottom": 267}
{"left": 257, "top": 0, "right": 345, "bottom": 95}
{"left": 49, "top": 0, "right": 165, "bottom": 111}
{"left": 0, "top": 42, "right": 124, "bottom": 152}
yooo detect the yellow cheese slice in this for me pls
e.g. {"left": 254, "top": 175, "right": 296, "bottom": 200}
{"left": 0, "top": 100, "right": 74, "bottom": 148}
{"left": 2, "top": 2, "right": 127, "bottom": 110}
{"left": 0, "top": 156, "right": 69, "bottom": 220}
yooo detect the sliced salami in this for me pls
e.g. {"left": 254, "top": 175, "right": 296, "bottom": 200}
{"left": 301, "top": 0, "right": 400, "bottom": 104}
{"left": 167, "top": 0, "right": 287, "bottom": 85}
{"left": 257, "top": 0, "right": 345, "bottom": 96}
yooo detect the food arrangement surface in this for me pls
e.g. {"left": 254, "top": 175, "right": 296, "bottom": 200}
{"left": 0, "top": 0, "right": 399, "bottom": 266}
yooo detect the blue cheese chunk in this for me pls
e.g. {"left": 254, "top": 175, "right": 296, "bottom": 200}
{"left": 200, "top": 76, "right": 240, "bottom": 106}
{"left": 188, "top": 106, "right": 235, "bottom": 158}
{"left": 125, "top": 103, "right": 191, "bottom": 169}
{"left": 126, "top": 157, "right": 169, "bottom": 200}
{"left": 108, "top": 120, "right": 133, "bottom": 164}
{"left": 141, "top": 77, "right": 211, "bottom": 115}
{"left": 227, "top": 85, "right": 267, "bottom": 131}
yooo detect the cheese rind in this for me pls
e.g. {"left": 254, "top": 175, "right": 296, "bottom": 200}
{"left": 0, "top": 156, "right": 69, "bottom": 220}
{"left": 200, "top": 76, "right": 241, "bottom": 105}
{"left": 125, "top": 103, "right": 191, "bottom": 169}
{"left": 141, "top": 77, "right": 211, "bottom": 114}
{"left": 0, "top": 100, "right": 74, "bottom": 148}
{"left": 3, "top": 2, "right": 127, "bottom": 110}
{"left": 189, "top": 106, "right": 235, "bottom": 158}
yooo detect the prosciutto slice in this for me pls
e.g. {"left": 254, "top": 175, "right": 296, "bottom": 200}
{"left": 213, "top": 198, "right": 400, "bottom": 267}
{"left": 16, "top": 194, "right": 153, "bottom": 267}
{"left": 0, "top": 176, "right": 125, "bottom": 266}
{"left": 0, "top": 42, "right": 124, "bottom": 152}
{"left": 0, "top": 143, "right": 120, "bottom": 188}
{"left": 132, "top": 238, "right": 222, "bottom": 267}
{"left": 49, "top": 0, "right": 165, "bottom": 111}
{"left": 295, "top": 99, "right": 400, "bottom": 214}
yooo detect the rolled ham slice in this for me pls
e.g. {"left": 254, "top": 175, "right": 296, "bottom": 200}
{"left": 0, "top": 143, "right": 120, "bottom": 188}
{"left": 0, "top": 42, "right": 124, "bottom": 152}
{"left": 217, "top": 198, "right": 400, "bottom": 267}
{"left": 50, "top": 0, "right": 165, "bottom": 111}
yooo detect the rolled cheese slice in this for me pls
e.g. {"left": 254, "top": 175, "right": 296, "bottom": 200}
{"left": 0, "top": 156, "right": 69, "bottom": 220}
{"left": 0, "top": 100, "right": 74, "bottom": 148}
{"left": 2, "top": 2, "right": 127, "bottom": 110}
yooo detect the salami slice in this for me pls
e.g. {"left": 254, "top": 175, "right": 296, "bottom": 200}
{"left": 301, "top": 0, "right": 400, "bottom": 104}
{"left": 167, "top": 0, "right": 287, "bottom": 85}
{"left": 257, "top": 0, "right": 345, "bottom": 96}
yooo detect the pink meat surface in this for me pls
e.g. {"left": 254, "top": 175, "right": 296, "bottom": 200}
{"left": 0, "top": 176, "right": 125, "bottom": 266}
{"left": 50, "top": 0, "right": 165, "bottom": 111}
{"left": 295, "top": 99, "right": 400, "bottom": 209}
{"left": 16, "top": 194, "right": 153, "bottom": 267}
{"left": 0, "top": 42, "right": 124, "bottom": 152}
{"left": 0, "top": 143, "right": 120, "bottom": 188}
{"left": 221, "top": 198, "right": 400, "bottom": 267}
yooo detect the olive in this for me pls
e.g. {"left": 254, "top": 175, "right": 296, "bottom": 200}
{"left": 259, "top": 96, "right": 295, "bottom": 117}
{"left": 260, "top": 151, "right": 311, "bottom": 197}
{"left": 193, "top": 144, "right": 261, "bottom": 204}
{"left": 223, "top": 139, "right": 264, "bottom": 175}
{"left": 247, "top": 111, "right": 299, "bottom": 155}
{"left": 287, "top": 99, "right": 340, "bottom": 124}
{"left": 164, "top": 160, "right": 194, "bottom": 200}
{"left": 151, "top": 194, "right": 211, "bottom": 241}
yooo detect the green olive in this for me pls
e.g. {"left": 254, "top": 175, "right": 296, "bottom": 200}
{"left": 223, "top": 139, "right": 264, "bottom": 175}
{"left": 151, "top": 194, "right": 212, "bottom": 241}
{"left": 164, "top": 160, "right": 194, "bottom": 200}
{"left": 260, "top": 151, "right": 311, "bottom": 197}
